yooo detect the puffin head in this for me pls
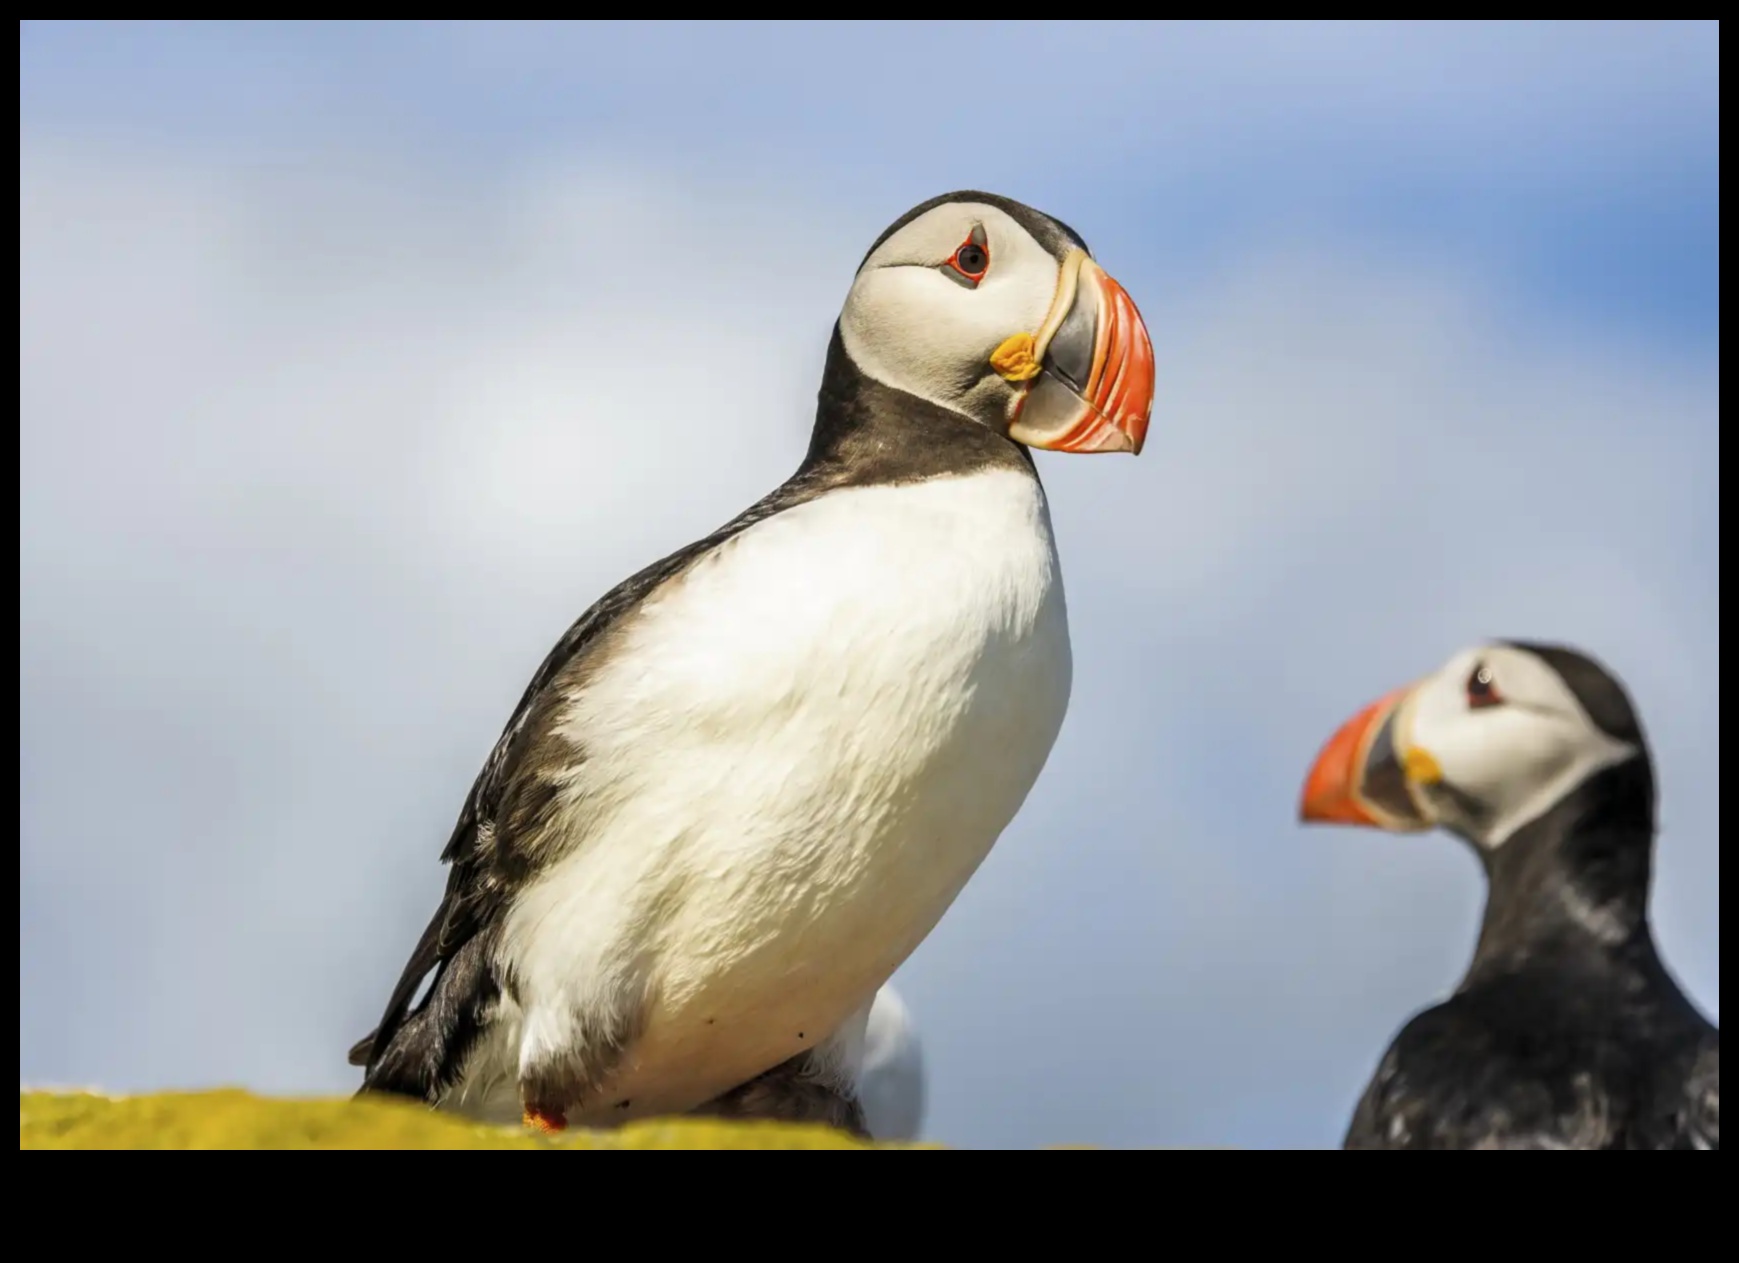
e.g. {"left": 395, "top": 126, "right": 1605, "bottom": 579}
{"left": 839, "top": 190, "right": 1155, "bottom": 455}
{"left": 1298, "top": 641, "right": 1652, "bottom": 852}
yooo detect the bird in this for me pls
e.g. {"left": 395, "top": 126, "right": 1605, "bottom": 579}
{"left": 1299, "top": 640, "right": 1719, "bottom": 1150}
{"left": 347, "top": 190, "right": 1155, "bottom": 1138}
{"left": 857, "top": 984, "right": 925, "bottom": 1141}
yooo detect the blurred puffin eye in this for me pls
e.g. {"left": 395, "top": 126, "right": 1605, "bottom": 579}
{"left": 942, "top": 226, "right": 990, "bottom": 287}
{"left": 1467, "top": 662, "right": 1504, "bottom": 710}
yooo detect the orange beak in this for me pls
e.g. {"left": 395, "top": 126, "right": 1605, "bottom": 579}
{"left": 1299, "top": 686, "right": 1432, "bottom": 830}
{"left": 1005, "top": 252, "right": 1154, "bottom": 455}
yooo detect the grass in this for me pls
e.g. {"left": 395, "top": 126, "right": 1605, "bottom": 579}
{"left": 18, "top": 1088, "right": 939, "bottom": 1150}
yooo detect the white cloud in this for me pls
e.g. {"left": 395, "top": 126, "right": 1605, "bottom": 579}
{"left": 20, "top": 135, "right": 1716, "bottom": 1147}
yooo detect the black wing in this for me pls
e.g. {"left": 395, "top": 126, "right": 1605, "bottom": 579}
{"left": 1342, "top": 1001, "right": 1624, "bottom": 1151}
{"left": 1340, "top": 1011, "right": 1523, "bottom": 1150}
{"left": 1342, "top": 1029, "right": 1435, "bottom": 1150}
{"left": 1344, "top": 986, "right": 1726, "bottom": 1150}
{"left": 1665, "top": 1036, "right": 1718, "bottom": 1150}
{"left": 349, "top": 474, "right": 827, "bottom": 1102}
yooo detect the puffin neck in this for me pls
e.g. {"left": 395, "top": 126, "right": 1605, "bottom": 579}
{"left": 1464, "top": 757, "right": 1660, "bottom": 986}
{"left": 804, "top": 325, "right": 1036, "bottom": 486}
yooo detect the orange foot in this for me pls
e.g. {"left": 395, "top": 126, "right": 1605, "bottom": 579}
{"left": 522, "top": 1104, "right": 567, "bottom": 1134}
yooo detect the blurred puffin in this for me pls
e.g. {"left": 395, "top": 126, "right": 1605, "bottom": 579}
{"left": 1300, "top": 640, "right": 1718, "bottom": 1150}
{"left": 349, "top": 191, "right": 1155, "bottom": 1136}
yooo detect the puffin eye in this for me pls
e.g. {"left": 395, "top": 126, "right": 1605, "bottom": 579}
{"left": 1466, "top": 662, "right": 1504, "bottom": 710}
{"left": 942, "top": 227, "right": 990, "bottom": 287}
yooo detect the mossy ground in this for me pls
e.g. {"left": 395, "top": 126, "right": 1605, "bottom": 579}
{"left": 19, "top": 1088, "right": 937, "bottom": 1150}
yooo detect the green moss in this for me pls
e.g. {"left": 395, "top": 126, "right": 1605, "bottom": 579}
{"left": 18, "top": 1089, "right": 938, "bottom": 1150}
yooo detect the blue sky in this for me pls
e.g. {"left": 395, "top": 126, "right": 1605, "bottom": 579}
{"left": 20, "top": 20, "right": 1717, "bottom": 347}
{"left": 20, "top": 20, "right": 1719, "bottom": 1148}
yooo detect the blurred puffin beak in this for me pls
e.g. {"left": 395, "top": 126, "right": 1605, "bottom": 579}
{"left": 1299, "top": 683, "right": 1439, "bottom": 831}
{"left": 992, "top": 249, "right": 1155, "bottom": 455}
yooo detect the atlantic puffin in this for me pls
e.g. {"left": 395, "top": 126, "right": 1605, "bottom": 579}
{"left": 1300, "top": 640, "right": 1719, "bottom": 1149}
{"left": 348, "top": 191, "right": 1155, "bottom": 1136}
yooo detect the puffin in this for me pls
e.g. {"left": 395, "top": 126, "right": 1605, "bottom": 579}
{"left": 1299, "top": 640, "right": 1719, "bottom": 1150}
{"left": 348, "top": 191, "right": 1156, "bottom": 1136}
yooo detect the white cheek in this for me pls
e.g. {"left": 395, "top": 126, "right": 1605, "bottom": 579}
{"left": 839, "top": 261, "right": 1057, "bottom": 418}
{"left": 840, "top": 270, "right": 980, "bottom": 406}
{"left": 1398, "top": 677, "right": 1460, "bottom": 758}
{"left": 976, "top": 262, "right": 1058, "bottom": 333}
{"left": 1437, "top": 711, "right": 1574, "bottom": 805}
{"left": 1429, "top": 710, "right": 1634, "bottom": 847}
